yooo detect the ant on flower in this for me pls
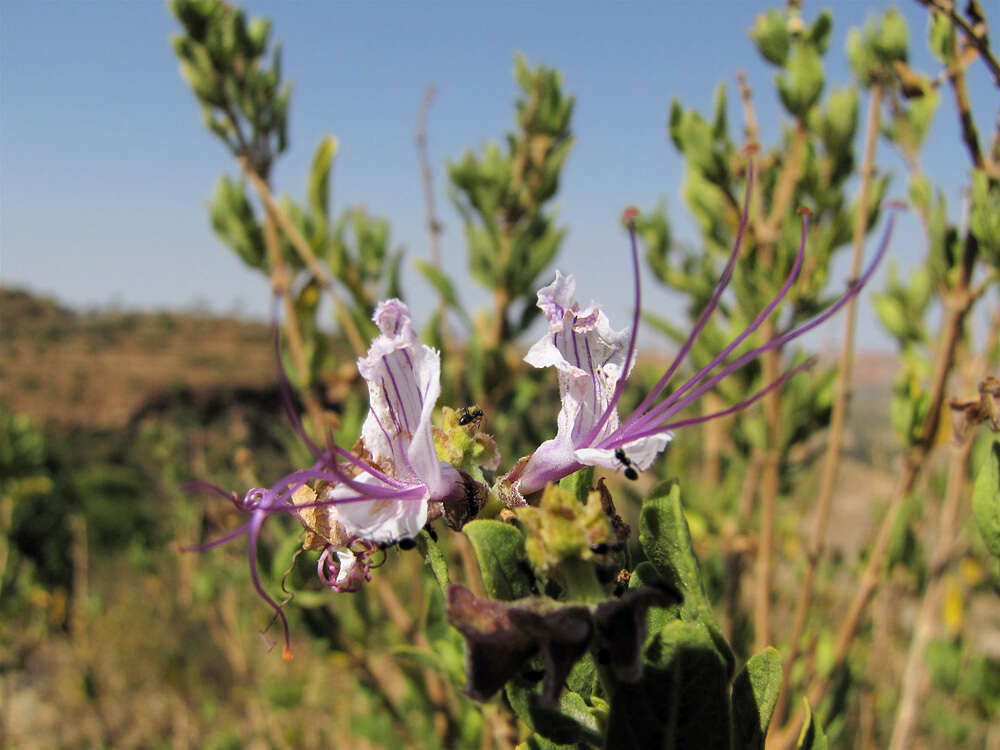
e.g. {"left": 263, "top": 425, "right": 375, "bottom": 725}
{"left": 457, "top": 405, "right": 485, "bottom": 428}
{"left": 614, "top": 447, "right": 639, "bottom": 481}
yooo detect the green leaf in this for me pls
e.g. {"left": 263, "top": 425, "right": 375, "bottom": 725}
{"left": 873, "top": 8, "right": 908, "bottom": 65}
{"left": 969, "top": 170, "right": 1000, "bottom": 267}
{"left": 638, "top": 481, "right": 734, "bottom": 676}
{"left": 463, "top": 520, "right": 534, "bottom": 600}
{"left": 506, "top": 684, "right": 603, "bottom": 747}
{"left": 415, "top": 260, "right": 472, "bottom": 324}
{"left": 605, "top": 621, "right": 731, "bottom": 750}
{"left": 558, "top": 466, "right": 594, "bottom": 503}
{"left": 807, "top": 11, "right": 833, "bottom": 55}
{"left": 777, "top": 45, "right": 825, "bottom": 117}
{"left": 711, "top": 82, "right": 728, "bottom": 140}
{"left": 308, "top": 134, "right": 337, "bottom": 219}
{"left": 639, "top": 481, "right": 703, "bottom": 609}
{"left": 416, "top": 529, "right": 450, "bottom": 594}
{"left": 909, "top": 174, "right": 932, "bottom": 214}
{"left": 795, "top": 699, "right": 828, "bottom": 750}
{"left": 732, "top": 647, "right": 783, "bottom": 750}
{"left": 628, "top": 561, "right": 681, "bottom": 640}
{"left": 846, "top": 27, "right": 878, "bottom": 85}
{"left": 928, "top": 12, "right": 954, "bottom": 64}
{"left": 750, "top": 9, "right": 790, "bottom": 66}
{"left": 818, "top": 86, "right": 858, "bottom": 153}
{"left": 972, "top": 441, "right": 1000, "bottom": 559}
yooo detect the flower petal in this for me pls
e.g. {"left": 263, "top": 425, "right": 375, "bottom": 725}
{"left": 357, "top": 299, "right": 454, "bottom": 498}
{"left": 324, "top": 473, "right": 430, "bottom": 545}
{"left": 517, "top": 272, "right": 636, "bottom": 492}
{"left": 574, "top": 432, "right": 672, "bottom": 473}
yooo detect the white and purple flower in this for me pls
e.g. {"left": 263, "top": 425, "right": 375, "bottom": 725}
{"left": 188, "top": 299, "right": 461, "bottom": 658}
{"left": 508, "top": 166, "right": 895, "bottom": 498}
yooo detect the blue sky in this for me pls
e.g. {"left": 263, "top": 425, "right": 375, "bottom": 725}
{"left": 1, "top": 1, "right": 996, "bottom": 350}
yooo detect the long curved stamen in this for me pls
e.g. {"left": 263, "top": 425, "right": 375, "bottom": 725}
{"left": 332, "top": 445, "right": 409, "bottom": 489}
{"left": 246, "top": 508, "right": 293, "bottom": 661}
{"left": 620, "top": 162, "right": 756, "bottom": 436}
{"left": 267, "top": 465, "right": 423, "bottom": 502}
{"left": 616, "top": 211, "right": 896, "bottom": 438}
{"left": 620, "top": 358, "right": 816, "bottom": 443}
{"left": 183, "top": 479, "right": 240, "bottom": 504}
{"left": 177, "top": 521, "right": 253, "bottom": 552}
{"left": 275, "top": 487, "right": 428, "bottom": 511}
{"left": 581, "top": 207, "right": 643, "bottom": 446}
{"left": 617, "top": 205, "right": 810, "bottom": 441}
{"left": 273, "top": 306, "right": 412, "bottom": 493}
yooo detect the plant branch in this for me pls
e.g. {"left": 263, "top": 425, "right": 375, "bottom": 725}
{"left": 916, "top": 0, "right": 1000, "bottom": 88}
{"left": 771, "top": 269, "right": 975, "bottom": 750}
{"left": 942, "top": 19, "right": 986, "bottom": 170}
{"left": 239, "top": 157, "right": 368, "bottom": 358}
{"left": 258, "top": 193, "right": 326, "bottom": 433}
{"left": 762, "top": 120, "right": 808, "bottom": 241}
{"left": 416, "top": 85, "right": 443, "bottom": 268}
{"left": 772, "top": 82, "right": 883, "bottom": 729}
{"left": 754, "top": 323, "right": 782, "bottom": 652}
{"left": 888, "top": 429, "right": 973, "bottom": 749}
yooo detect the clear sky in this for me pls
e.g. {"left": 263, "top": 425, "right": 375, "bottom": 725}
{"left": 1, "top": 1, "right": 996, "bottom": 350}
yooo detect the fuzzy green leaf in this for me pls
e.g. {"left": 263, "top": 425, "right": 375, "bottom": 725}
{"left": 416, "top": 529, "right": 450, "bottom": 594}
{"left": 750, "top": 9, "right": 790, "bottom": 66}
{"left": 463, "top": 520, "right": 534, "bottom": 600}
{"left": 777, "top": 45, "right": 825, "bottom": 117}
{"left": 795, "top": 699, "right": 828, "bottom": 750}
{"left": 605, "top": 620, "right": 731, "bottom": 750}
{"left": 558, "top": 466, "right": 595, "bottom": 503}
{"left": 972, "top": 441, "right": 1000, "bottom": 559}
{"left": 638, "top": 481, "right": 734, "bottom": 676}
{"left": 732, "top": 647, "right": 783, "bottom": 750}
{"left": 415, "top": 260, "right": 472, "bottom": 323}
{"left": 969, "top": 171, "right": 1000, "bottom": 267}
{"left": 507, "top": 683, "right": 602, "bottom": 747}
{"left": 307, "top": 134, "right": 337, "bottom": 219}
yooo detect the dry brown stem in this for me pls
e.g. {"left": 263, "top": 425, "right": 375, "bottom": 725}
{"left": 916, "top": 0, "right": 1000, "bottom": 88}
{"left": 890, "top": 307, "right": 1000, "bottom": 748}
{"left": 754, "top": 326, "right": 782, "bottom": 652}
{"left": 771, "top": 269, "right": 976, "bottom": 750}
{"left": 416, "top": 85, "right": 443, "bottom": 268}
{"left": 888, "top": 437, "right": 973, "bottom": 749}
{"left": 258, "top": 195, "right": 327, "bottom": 433}
{"left": 240, "top": 158, "right": 368, "bottom": 358}
{"left": 772, "top": 82, "right": 883, "bottom": 728}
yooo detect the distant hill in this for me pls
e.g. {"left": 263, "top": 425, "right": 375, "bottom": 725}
{"left": 0, "top": 287, "right": 278, "bottom": 428}
{"left": 0, "top": 288, "right": 899, "bottom": 458}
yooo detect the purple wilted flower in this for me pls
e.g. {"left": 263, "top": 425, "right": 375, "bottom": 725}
{"left": 508, "top": 166, "right": 896, "bottom": 497}
{"left": 186, "top": 299, "right": 461, "bottom": 658}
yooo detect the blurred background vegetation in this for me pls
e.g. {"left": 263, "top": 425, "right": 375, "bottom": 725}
{"left": 2, "top": 0, "right": 999, "bottom": 747}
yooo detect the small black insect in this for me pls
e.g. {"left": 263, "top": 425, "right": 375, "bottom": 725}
{"left": 614, "top": 447, "right": 639, "bottom": 481}
{"left": 457, "top": 405, "right": 485, "bottom": 427}
{"left": 589, "top": 542, "right": 610, "bottom": 555}
{"left": 397, "top": 537, "right": 417, "bottom": 551}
